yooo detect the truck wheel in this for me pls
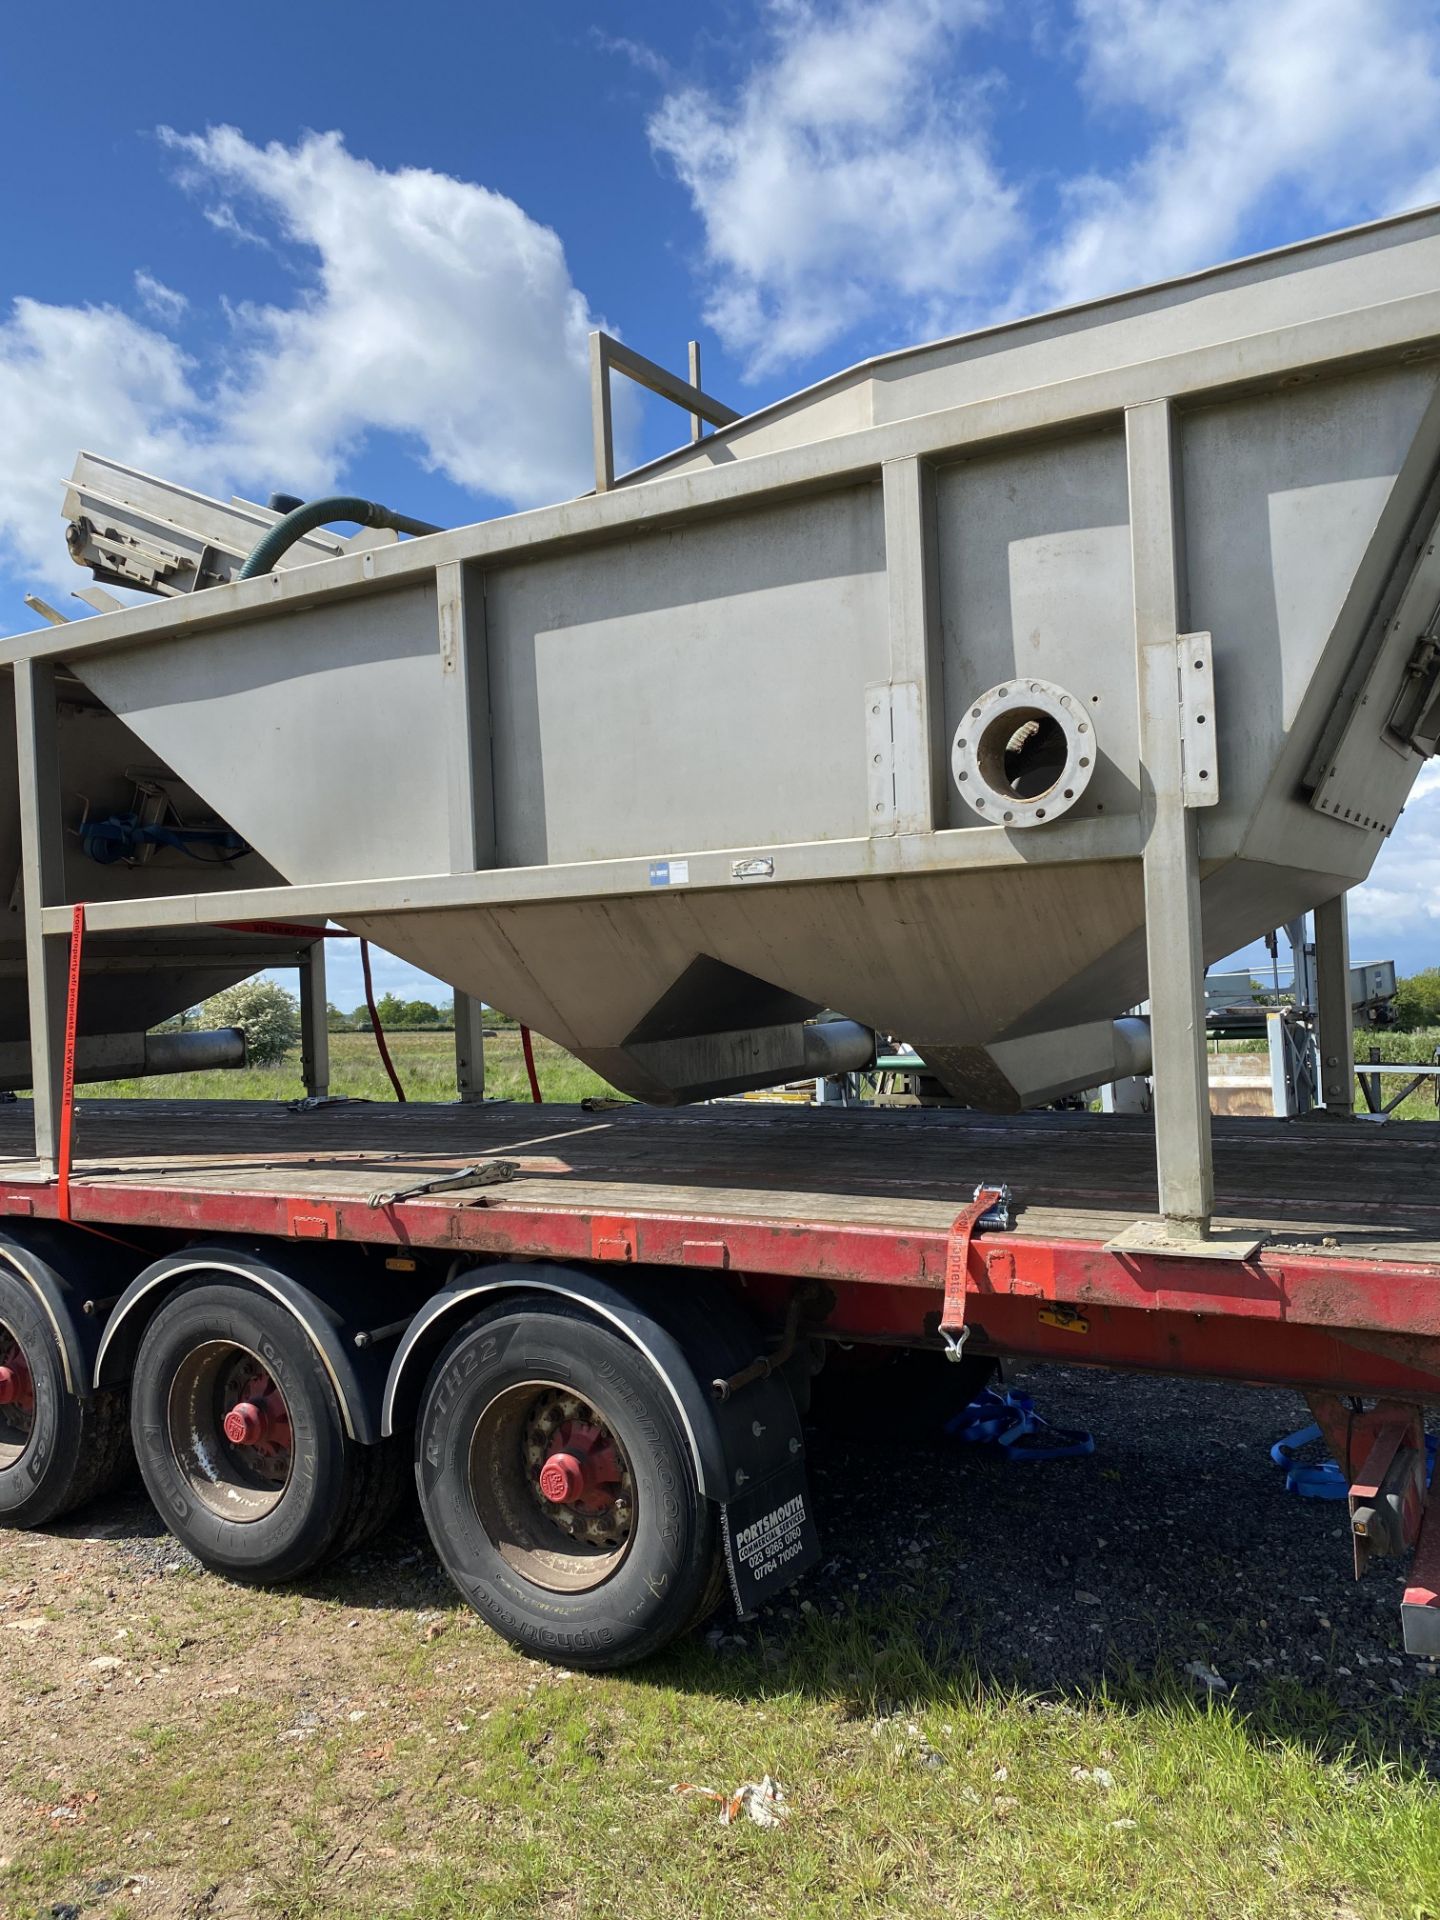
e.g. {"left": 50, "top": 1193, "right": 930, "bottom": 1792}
{"left": 130, "top": 1281, "right": 403, "bottom": 1583}
{"left": 0, "top": 1268, "right": 131, "bottom": 1528}
{"left": 416, "top": 1302, "right": 722, "bottom": 1669}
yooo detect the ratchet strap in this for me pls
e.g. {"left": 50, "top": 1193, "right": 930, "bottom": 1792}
{"left": 940, "top": 1184, "right": 1011, "bottom": 1361}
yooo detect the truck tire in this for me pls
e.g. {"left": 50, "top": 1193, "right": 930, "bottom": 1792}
{"left": 130, "top": 1280, "right": 403, "bottom": 1583}
{"left": 416, "top": 1300, "right": 722, "bottom": 1669}
{"left": 0, "top": 1266, "right": 131, "bottom": 1527}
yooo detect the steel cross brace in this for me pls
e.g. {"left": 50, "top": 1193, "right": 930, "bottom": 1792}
{"left": 939, "top": 1184, "right": 1011, "bottom": 1361}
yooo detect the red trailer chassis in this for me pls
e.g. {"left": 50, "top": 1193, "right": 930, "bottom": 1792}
{"left": 0, "top": 1097, "right": 1436, "bottom": 1662}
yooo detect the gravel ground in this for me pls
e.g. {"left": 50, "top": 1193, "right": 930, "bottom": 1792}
{"left": 792, "top": 1361, "right": 1440, "bottom": 1767}
{"left": 77, "top": 1361, "right": 1438, "bottom": 1771}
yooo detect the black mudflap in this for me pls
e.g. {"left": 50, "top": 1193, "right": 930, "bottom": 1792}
{"left": 720, "top": 1456, "right": 821, "bottom": 1618}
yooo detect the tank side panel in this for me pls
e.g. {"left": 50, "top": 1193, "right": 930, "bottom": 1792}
{"left": 1182, "top": 363, "right": 1440, "bottom": 876}
{"left": 932, "top": 428, "right": 1136, "bottom": 830}
{"left": 868, "top": 225, "right": 1440, "bottom": 429}
{"left": 71, "top": 582, "right": 449, "bottom": 885}
{"left": 483, "top": 486, "right": 887, "bottom": 867}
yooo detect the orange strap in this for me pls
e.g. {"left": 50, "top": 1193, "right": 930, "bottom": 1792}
{"left": 520, "top": 1025, "right": 542, "bottom": 1104}
{"left": 359, "top": 938, "right": 406, "bottom": 1103}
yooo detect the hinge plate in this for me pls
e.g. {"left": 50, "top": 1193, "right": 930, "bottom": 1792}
{"left": 1177, "top": 632, "right": 1219, "bottom": 809}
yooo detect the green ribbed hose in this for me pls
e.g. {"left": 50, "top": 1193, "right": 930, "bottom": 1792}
{"left": 238, "top": 496, "right": 442, "bottom": 580}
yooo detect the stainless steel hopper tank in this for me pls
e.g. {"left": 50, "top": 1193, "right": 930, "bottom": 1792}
{"left": 20, "top": 208, "right": 1440, "bottom": 1150}
{"left": 0, "top": 666, "right": 314, "bottom": 1088}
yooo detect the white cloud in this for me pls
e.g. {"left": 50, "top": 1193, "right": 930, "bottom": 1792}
{"left": 648, "top": 0, "right": 1019, "bottom": 375}
{"left": 1030, "top": 0, "right": 1440, "bottom": 308}
{"left": 648, "top": 0, "right": 1440, "bottom": 373}
{"left": 133, "top": 270, "right": 188, "bottom": 324}
{"left": 0, "top": 128, "right": 605, "bottom": 599}
{"left": 158, "top": 127, "right": 602, "bottom": 504}
{"left": 0, "top": 297, "right": 204, "bottom": 592}
{"left": 1350, "top": 766, "right": 1440, "bottom": 958}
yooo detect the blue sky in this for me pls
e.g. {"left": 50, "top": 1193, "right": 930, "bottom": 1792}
{"left": 2, "top": 0, "right": 1440, "bottom": 1009}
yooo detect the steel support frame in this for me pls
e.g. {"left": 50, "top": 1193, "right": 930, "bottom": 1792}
{"left": 589, "top": 331, "right": 740, "bottom": 493}
{"left": 298, "top": 943, "right": 329, "bottom": 1101}
{"left": 1123, "top": 400, "right": 1216, "bottom": 1245}
{"left": 1313, "top": 893, "right": 1356, "bottom": 1115}
{"left": 873, "top": 457, "right": 947, "bottom": 836}
{"left": 453, "top": 991, "right": 487, "bottom": 1103}
{"left": 437, "top": 559, "right": 493, "bottom": 1102}
{"left": 14, "top": 660, "right": 66, "bottom": 1171}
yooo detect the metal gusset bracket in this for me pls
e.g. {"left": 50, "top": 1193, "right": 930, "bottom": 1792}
{"left": 712, "top": 1281, "right": 829, "bottom": 1403}
{"left": 940, "top": 1184, "right": 1012, "bottom": 1361}
{"left": 367, "top": 1159, "right": 519, "bottom": 1209}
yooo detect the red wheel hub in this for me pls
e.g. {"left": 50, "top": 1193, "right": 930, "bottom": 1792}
{"left": 0, "top": 1358, "right": 31, "bottom": 1411}
{"left": 222, "top": 1375, "right": 291, "bottom": 1451}
{"left": 537, "top": 1420, "right": 621, "bottom": 1512}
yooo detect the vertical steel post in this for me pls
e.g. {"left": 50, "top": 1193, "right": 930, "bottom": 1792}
{"left": 438, "top": 558, "right": 492, "bottom": 1102}
{"left": 876, "top": 456, "right": 946, "bottom": 836}
{"left": 1126, "top": 400, "right": 1214, "bottom": 1238}
{"left": 13, "top": 660, "right": 67, "bottom": 1172}
{"left": 454, "top": 990, "right": 487, "bottom": 1103}
{"left": 1314, "top": 894, "right": 1355, "bottom": 1116}
{"left": 590, "top": 332, "right": 615, "bottom": 493}
{"left": 298, "top": 941, "right": 330, "bottom": 1100}
{"left": 438, "top": 560, "right": 495, "bottom": 873}
{"left": 688, "top": 341, "right": 704, "bottom": 444}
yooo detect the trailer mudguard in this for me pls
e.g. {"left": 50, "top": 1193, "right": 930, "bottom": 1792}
{"left": 92, "top": 1243, "right": 420, "bottom": 1444}
{"left": 382, "top": 1261, "right": 820, "bottom": 1611}
{"left": 0, "top": 1223, "right": 136, "bottom": 1397}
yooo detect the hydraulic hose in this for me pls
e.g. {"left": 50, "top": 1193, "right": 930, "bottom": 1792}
{"left": 238, "top": 495, "right": 442, "bottom": 580}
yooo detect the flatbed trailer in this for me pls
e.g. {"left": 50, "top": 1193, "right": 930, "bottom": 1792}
{"left": 0, "top": 1095, "right": 1437, "bottom": 1667}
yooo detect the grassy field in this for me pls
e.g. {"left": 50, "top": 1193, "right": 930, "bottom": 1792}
{"left": 1, "top": 1442, "right": 1438, "bottom": 1920}
{"left": 75, "top": 1027, "right": 621, "bottom": 1107}
{"left": 78, "top": 1024, "right": 1440, "bottom": 1120}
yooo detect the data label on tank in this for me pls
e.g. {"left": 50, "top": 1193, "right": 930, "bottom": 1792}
{"left": 648, "top": 859, "right": 689, "bottom": 886}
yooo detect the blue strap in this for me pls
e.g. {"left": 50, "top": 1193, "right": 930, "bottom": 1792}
{"left": 1270, "top": 1421, "right": 1436, "bottom": 1500}
{"left": 946, "top": 1385, "right": 1094, "bottom": 1463}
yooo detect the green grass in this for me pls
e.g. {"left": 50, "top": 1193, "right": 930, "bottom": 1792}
{"left": 3, "top": 1575, "right": 1439, "bottom": 1920}
{"left": 74, "top": 1026, "right": 622, "bottom": 1107}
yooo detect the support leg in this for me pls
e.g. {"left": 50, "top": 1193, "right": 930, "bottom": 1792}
{"left": 298, "top": 943, "right": 330, "bottom": 1100}
{"left": 14, "top": 662, "right": 66, "bottom": 1172}
{"left": 453, "top": 990, "right": 487, "bottom": 1103}
{"left": 1124, "top": 401, "right": 1215, "bottom": 1240}
{"left": 1313, "top": 894, "right": 1355, "bottom": 1117}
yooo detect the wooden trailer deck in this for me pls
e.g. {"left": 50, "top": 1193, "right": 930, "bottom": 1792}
{"left": 1, "top": 1100, "right": 1438, "bottom": 1406}
{"left": 0, "top": 1098, "right": 1435, "bottom": 1262}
